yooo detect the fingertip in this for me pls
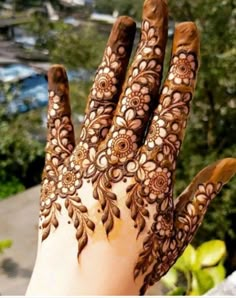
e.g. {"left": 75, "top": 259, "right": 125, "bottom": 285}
{"left": 109, "top": 16, "right": 136, "bottom": 47}
{"left": 116, "top": 15, "right": 136, "bottom": 29}
{"left": 47, "top": 65, "right": 69, "bottom": 94}
{"left": 143, "top": 0, "right": 168, "bottom": 21}
{"left": 211, "top": 158, "right": 236, "bottom": 184}
{"left": 173, "top": 22, "right": 200, "bottom": 56}
{"left": 48, "top": 64, "right": 68, "bottom": 84}
{"left": 142, "top": 0, "right": 168, "bottom": 51}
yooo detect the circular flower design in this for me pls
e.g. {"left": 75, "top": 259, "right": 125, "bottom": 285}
{"left": 58, "top": 166, "right": 82, "bottom": 197}
{"left": 91, "top": 47, "right": 119, "bottom": 100}
{"left": 168, "top": 52, "right": 196, "bottom": 85}
{"left": 70, "top": 143, "right": 88, "bottom": 170}
{"left": 145, "top": 115, "right": 167, "bottom": 148}
{"left": 107, "top": 129, "right": 137, "bottom": 163}
{"left": 91, "top": 68, "right": 117, "bottom": 100}
{"left": 144, "top": 167, "right": 172, "bottom": 200}
{"left": 121, "top": 83, "right": 150, "bottom": 116}
{"left": 154, "top": 213, "right": 172, "bottom": 238}
{"left": 40, "top": 179, "right": 57, "bottom": 209}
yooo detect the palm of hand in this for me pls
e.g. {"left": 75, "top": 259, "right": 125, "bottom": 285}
{"left": 36, "top": 0, "right": 236, "bottom": 295}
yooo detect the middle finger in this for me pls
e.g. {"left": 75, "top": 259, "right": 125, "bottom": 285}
{"left": 98, "top": 0, "right": 168, "bottom": 165}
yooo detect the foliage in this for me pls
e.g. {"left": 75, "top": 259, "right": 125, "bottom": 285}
{"left": 94, "top": 0, "right": 143, "bottom": 21}
{"left": 11, "top": 0, "right": 60, "bottom": 11}
{"left": 49, "top": 24, "right": 106, "bottom": 69}
{"left": 0, "top": 239, "right": 12, "bottom": 254}
{"left": 161, "top": 240, "right": 227, "bottom": 295}
{"left": 0, "top": 112, "right": 45, "bottom": 199}
{"left": 24, "top": 15, "right": 107, "bottom": 70}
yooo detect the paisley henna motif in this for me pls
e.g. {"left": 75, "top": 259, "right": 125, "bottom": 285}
{"left": 38, "top": 0, "right": 236, "bottom": 295}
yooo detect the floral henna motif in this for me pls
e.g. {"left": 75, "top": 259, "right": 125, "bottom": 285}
{"left": 107, "top": 128, "right": 137, "bottom": 163}
{"left": 38, "top": 3, "right": 236, "bottom": 296}
{"left": 139, "top": 182, "right": 223, "bottom": 295}
{"left": 168, "top": 51, "right": 197, "bottom": 86}
{"left": 91, "top": 16, "right": 167, "bottom": 235}
{"left": 40, "top": 88, "right": 75, "bottom": 239}
{"left": 129, "top": 51, "right": 198, "bottom": 290}
{"left": 91, "top": 46, "right": 119, "bottom": 100}
{"left": 121, "top": 84, "right": 150, "bottom": 116}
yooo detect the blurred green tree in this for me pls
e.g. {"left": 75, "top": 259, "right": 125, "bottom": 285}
{"left": 95, "top": 0, "right": 143, "bottom": 21}
{"left": 0, "top": 84, "right": 45, "bottom": 199}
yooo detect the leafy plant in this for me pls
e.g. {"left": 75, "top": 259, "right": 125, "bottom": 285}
{"left": 0, "top": 239, "right": 12, "bottom": 254}
{"left": 161, "top": 240, "right": 226, "bottom": 295}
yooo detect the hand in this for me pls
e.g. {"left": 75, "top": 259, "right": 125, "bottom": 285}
{"left": 26, "top": 0, "right": 236, "bottom": 295}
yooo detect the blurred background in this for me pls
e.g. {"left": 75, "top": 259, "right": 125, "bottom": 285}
{"left": 0, "top": 0, "right": 235, "bottom": 295}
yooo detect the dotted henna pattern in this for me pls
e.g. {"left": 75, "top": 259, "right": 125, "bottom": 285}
{"left": 38, "top": 0, "right": 236, "bottom": 295}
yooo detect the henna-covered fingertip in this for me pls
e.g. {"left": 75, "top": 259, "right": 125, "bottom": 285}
{"left": 109, "top": 16, "right": 136, "bottom": 49}
{"left": 173, "top": 22, "right": 200, "bottom": 56}
{"left": 142, "top": 0, "right": 168, "bottom": 48}
{"left": 47, "top": 64, "right": 69, "bottom": 94}
{"left": 143, "top": 0, "right": 168, "bottom": 20}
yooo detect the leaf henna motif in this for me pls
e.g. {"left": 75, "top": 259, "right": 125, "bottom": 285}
{"left": 126, "top": 183, "right": 149, "bottom": 236}
{"left": 134, "top": 233, "right": 159, "bottom": 279}
{"left": 65, "top": 197, "right": 95, "bottom": 257}
{"left": 40, "top": 201, "right": 61, "bottom": 241}
{"left": 93, "top": 171, "right": 121, "bottom": 235}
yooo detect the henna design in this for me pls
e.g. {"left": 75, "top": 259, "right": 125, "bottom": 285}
{"left": 139, "top": 182, "right": 223, "bottom": 295}
{"left": 40, "top": 79, "right": 75, "bottom": 238}
{"left": 126, "top": 78, "right": 195, "bottom": 282}
{"left": 168, "top": 52, "right": 197, "bottom": 86}
{"left": 79, "top": 16, "right": 136, "bottom": 160}
{"left": 65, "top": 196, "right": 95, "bottom": 257}
{"left": 39, "top": 18, "right": 136, "bottom": 253}
{"left": 93, "top": 171, "right": 121, "bottom": 235}
{"left": 90, "top": 2, "right": 168, "bottom": 236}
{"left": 37, "top": 0, "right": 236, "bottom": 296}
{"left": 40, "top": 178, "right": 61, "bottom": 240}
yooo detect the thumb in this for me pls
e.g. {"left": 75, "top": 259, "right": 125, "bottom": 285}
{"left": 173, "top": 157, "right": 236, "bottom": 261}
{"left": 137, "top": 158, "right": 236, "bottom": 295}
